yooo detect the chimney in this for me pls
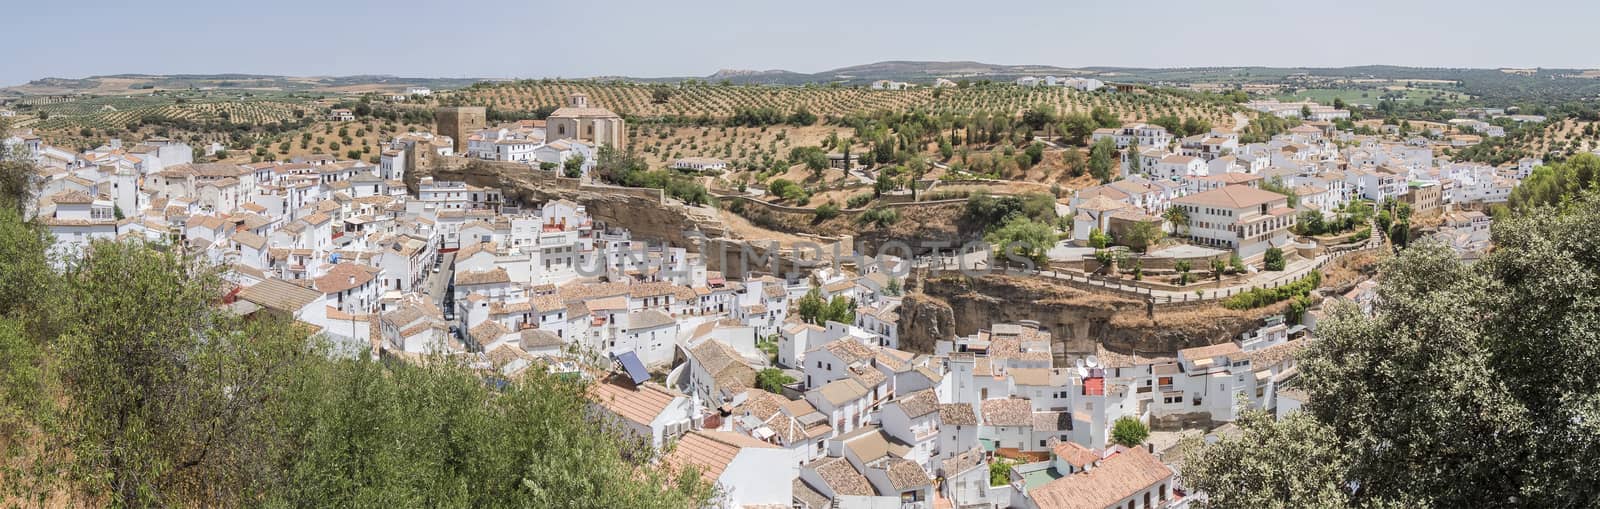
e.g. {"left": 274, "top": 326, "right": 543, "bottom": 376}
{"left": 348, "top": 276, "right": 356, "bottom": 286}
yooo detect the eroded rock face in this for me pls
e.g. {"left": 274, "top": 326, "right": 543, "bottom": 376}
{"left": 899, "top": 273, "right": 1275, "bottom": 360}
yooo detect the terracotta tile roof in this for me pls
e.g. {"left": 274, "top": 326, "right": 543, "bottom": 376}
{"left": 1032, "top": 411, "right": 1072, "bottom": 432}
{"left": 821, "top": 339, "right": 875, "bottom": 364}
{"left": 981, "top": 398, "right": 1034, "bottom": 427}
{"left": 879, "top": 458, "right": 931, "bottom": 490}
{"left": 469, "top": 320, "right": 512, "bottom": 342}
{"left": 530, "top": 293, "right": 566, "bottom": 313}
{"left": 1247, "top": 338, "right": 1306, "bottom": 366}
{"left": 625, "top": 309, "right": 676, "bottom": 331}
{"left": 237, "top": 278, "right": 321, "bottom": 312}
{"left": 891, "top": 388, "right": 939, "bottom": 419}
{"left": 50, "top": 190, "right": 95, "bottom": 204}
{"left": 589, "top": 375, "right": 684, "bottom": 427}
{"left": 874, "top": 348, "right": 914, "bottom": 373}
{"left": 1172, "top": 184, "right": 1287, "bottom": 209}
{"left": 232, "top": 231, "right": 267, "bottom": 250}
{"left": 1053, "top": 440, "right": 1099, "bottom": 470}
{"left": 809, "top": 456, "right": 875, "bottom": 497}
{"left": 941, "top": 446, "right": 987, "bottom": 477}
{"left": 519, "top": 329, "right": 563, "bottom": 349}
{"left": 1029, "top": 448, "right": 1173, "bottom": 509}
{"left": 455, "top": 267, "right": 511, "bottom": 286}
{"left": 818, "top": 378, "right": 869, "bottom": 406}
{"left": 667, "top": 430, "right": 775, "bottom": 483}
{"left": 793, "top": 478, "right": 830, "bottom": 509}
{"left": 313, "top": 263, "right": 378, "bottom": 294}
{"left": 939, "top": 403, "right": 977, "bottom": 426}
{"left": 1010, "top": 367, "right": 1053, "bottom": 386}
{"left": 849, "top": 365, "right": 886, "bottom": 388}
{"left": 1179, "top": 342, "right": 1243, "bottom": 361}
{"left": 689, "top": 340, "right": 756, "bottom": 391}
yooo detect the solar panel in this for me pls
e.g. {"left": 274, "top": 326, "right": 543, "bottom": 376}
{"left": 613, "top": 351, "right": 649, "bottom": 386}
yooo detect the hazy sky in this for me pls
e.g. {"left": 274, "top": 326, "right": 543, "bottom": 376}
{"left": 8, "top": 0, "right": 1598, "bottom": 86}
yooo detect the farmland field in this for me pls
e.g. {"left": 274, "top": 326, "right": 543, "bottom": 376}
{"left": 444, "top": 81, "right": 1236, "bottom": 125}
{"left": 1273, "top": 87, "right": 1470, "bottom": 108}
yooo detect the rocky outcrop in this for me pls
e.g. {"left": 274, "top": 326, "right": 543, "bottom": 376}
{"left": 899, "top": 273, "right": 1280, "bottom": 360}
{"left": 417, "top": 158, "right": 833, "bottom": 278}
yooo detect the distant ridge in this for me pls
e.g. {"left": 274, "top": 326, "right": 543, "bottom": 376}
{"left": 7, "top": 61, "right": 1598, "bottom": 102}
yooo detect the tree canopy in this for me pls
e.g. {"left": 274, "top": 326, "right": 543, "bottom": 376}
{"left": 1183, "top": 192, "right": 1600, "bottom": 507}
{"left": 0, "top": 208, "right": 714, "bottom": 507}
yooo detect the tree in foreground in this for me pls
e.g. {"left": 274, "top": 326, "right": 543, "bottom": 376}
{"left": 0, "top": 208, "right": 714, "bottom": 507}
{"left": 1183, "top": 192, "right": 1600, "bottom": 507}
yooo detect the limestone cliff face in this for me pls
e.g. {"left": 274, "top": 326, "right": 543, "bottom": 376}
{"left": 417, "top": 159, "right": 827, "bottom": 277}
{"left": 899, "top": 273, "right": 1277, "bottom": 359}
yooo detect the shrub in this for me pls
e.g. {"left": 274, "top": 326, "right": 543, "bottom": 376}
{"left": 755, "top": 368, "right": 795, "bottom": 393}
{"left": 1112, "top": 416, "right": 1150, "bottom": 447}
{"left": 845, "top": 194, "right": 872, "bottom": 208}
{"left": 857, "top": 207, "right": 899, "bottom": 228}
{"left": 814, "top": 202, "right": 840, "bottom": 221}
{"left": 1221, "top": 271, "right": 1321, "bottom": 310}
{"left": 1264, "top": 247, "right": 1286, "bottom": 271}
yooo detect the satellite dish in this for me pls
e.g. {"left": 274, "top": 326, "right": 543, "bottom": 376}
{"left": 1086, "top": 355, "right": 1100, "bottom": 368}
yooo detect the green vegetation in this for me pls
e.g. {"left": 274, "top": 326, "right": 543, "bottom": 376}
{"left": 1259, "top": 176, "right": 1299, "bottom": 208}
{"left": 1182, "top": 409, "right": 1358, "bottom": 507}
{"left": 989, "top": 459, "right": 1015, "bottom": 487}
{"left": 856, "top": 207, "right": 900, "bottom": 228}
{"left": 1263, "top": 247, "right": 1286, "bottom": 271}
{"left": 1088, "top": 137, "right": 1118, "bottom": 183}
{"left": 1239, "top": 114, "right": 1301, "bottom": 144}
{"left": 1507, "top": 152, "right": 1600, "bottom": 212}
{"left": 796, "top": 287, "right": 855, "bottom": 325}
{"left": 813, "top": 202, "right": 841, "bottom": 221}
{"left": 1110, "top": 416, "right": 1150, "bottom": 448}
{"left": 1185, "top": 195, "right": 1600, "bottom": 505}
{"left": 1121, "top": 220, "right": 1165, "bottom": 253}
{"left": 986, "top": 217, "right": 1056, "bottom": 266}
{"left": 755, "top": 368, "right": 796, "bottom": 393}
{"left": 592, "top": 146, "right": 710, "bottom": 205}
{"left": 1274, "top": 87, "right": 1469, "bottom": 108}
{"left": 0, "top": 204, "right": 711, "bottom": 507}
{"left": 1221, "top": 271, "right": 1320, "bottom": 310}
{"left": 1294, "top": 201, "right": 1372, "bottom": 237}
{"left": 961, "top": 191, "right": 1057, "bottom": 227}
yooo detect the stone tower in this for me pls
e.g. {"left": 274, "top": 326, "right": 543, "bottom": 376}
{"left": 434, "top": 106, "right": 486, "bottom": 153}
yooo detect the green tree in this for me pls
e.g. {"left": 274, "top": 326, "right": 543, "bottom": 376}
{"left": 987, "top": 216, "right": 1055, "bottom": 266}
{"left": 1088, "top": 137, "right": 1118, "bottom": 183}
{"left": 1181, "top": 409, "right": 1361, "bottom": 508}
{"left": 1059, "top": 113, "right": 1097, "bottom": 146}
{"left": 1121, "top": 220, "right": 1165, "bottom": 253}
{"left": 1110, "top": 416, "right": 1149, "bottom": 447}
{"left": 1263, "top": 247, "right": 1286, "bottom": 271}
{"left": 1090, "top": 106, "right": 1119, "bottom": 129}
{"left": 796, "top": 288, "right": 826, "bottom": 324}
{"left": 989, "top": 458, "right": 1014, "bottom": 487}
{"left": 755, "top": 368, "right": 796, "bottom": 393}
{"left": 1088, "top": 227, "right": 1110, "bottom": 249}
{"left": 563, "top": 154, "right": 585, "bottom": 178}
{"left": 1163, "top": 206, "right": 1189, "bottom": 236}
{"left": 1062, "top": 149, "right": 1087, "bottom": 177}
{"left": 1189, "top": 202, "right": 1600, "bottom": 506}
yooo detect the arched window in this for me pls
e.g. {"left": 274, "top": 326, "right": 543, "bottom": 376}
{"left": 557, "top": 125, "right": 566, "bottom": 135}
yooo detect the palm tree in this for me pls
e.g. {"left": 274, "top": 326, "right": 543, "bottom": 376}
{"left": 1163, "top": 206, "right": 1190, "bottom": 236}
